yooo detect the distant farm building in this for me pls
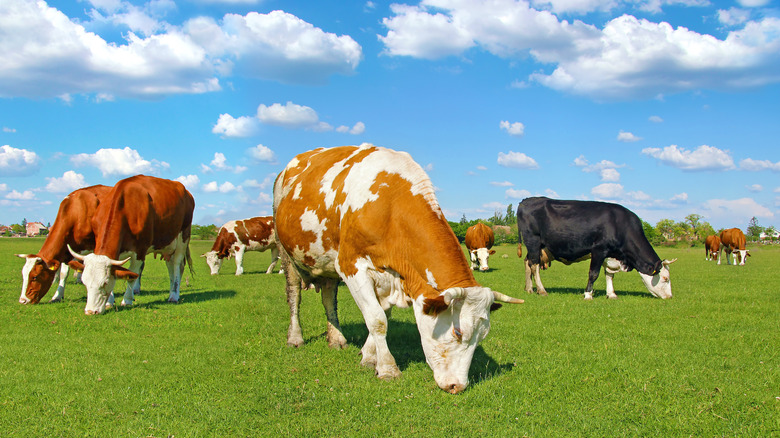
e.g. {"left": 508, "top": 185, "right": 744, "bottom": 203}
{"left": 26, "top": 221, "right": 48, "bottom": 237}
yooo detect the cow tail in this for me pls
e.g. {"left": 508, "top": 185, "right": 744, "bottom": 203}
{"left": 185, "top": 245, "right": 195, "bottom": 278}
{"left": 516, "top": 227, "right": 524, "bottom": 259}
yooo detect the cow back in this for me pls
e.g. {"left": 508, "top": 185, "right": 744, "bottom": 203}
{"left": 720, "top": 228, "right": 746, "bottom": 250}
{"left": 465, "top": 223, "right": 494, "bottom": 251}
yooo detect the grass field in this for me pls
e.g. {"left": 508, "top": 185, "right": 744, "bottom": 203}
{"left": 1, "top": 238, "right": 778, "bottom": 436}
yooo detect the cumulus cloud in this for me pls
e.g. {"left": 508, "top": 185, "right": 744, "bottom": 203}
{"left": 380, "top": 1, "right": 780, "bottom": 100}
{"left": 5, "top": 189, "right": 36, "bottom": 200}
{"left": 497, "top": 151, "right": 539, "bottom": 169}
{"left": 176, "top": 174, "right": 200, "bottom": 191}
{"left": 700, "top": 197, "right": 774, "bottom": 224}
{"left": 617, "top": 131, "right": 641, "bottom": 142}
{"left": 740, "top": 158, "right": 780, "bottom": 172}
{"left": 592, "top": 182, "right": 624, "bottom": 199}
{"left": 336, "top": 121, "right": 366, "bottom": 135}
{"left": 202, "top": 152, "right": 247, "bottom": 173}
{"left": 574, "top": 156, "right": 624, "bottom": 176}
{"left": 506, "top": 188, "right": 532, "bottom": 199}
{"left": 649, "top": 115, "right": 663, "bottom": 123}
{"left": 71, "top": 147, "right": 168, "bottom": 177}
{"left": 600, "top": 168, "right": 620, "bottom": 182}
{"left": 248, "top": 144, "right": 277, "bottom": 163}
{"left": 642, "top": 144, "right": 735, "bottom": 171}
{"left": 747, "top": 184, "right": 763, "bottom": 192}
{"left": 0, "top": 145, "right": 40, "bottom": 176}
{"left": 718, "top": 8, "right": 751, "bottom": 27}
{"left": 45, "top": 171, "right": 87, "bottom": 193}
{"left": 490, "top": 181, "right": 514, "bottom": 187}
{"left": 500, "top": 120, "right": 525, "bottom": 136}
{"left": 0, "top": 2, "right": 361, "bottom": 99}
{"left": 255, "top": 101, "right": 361, "bottom": 133}
{"left": 212, "top": 114, "right": 258, "bottom": 138}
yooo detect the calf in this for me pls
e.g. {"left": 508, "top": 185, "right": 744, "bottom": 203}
{"left": 202, "top": 216, "right": 280, "bottom": 275}
{"left": 705, "top": 235, "right": 721, "bottom": 262}
{"left": 517, "top": 197, "right": 676, "bottom": 300}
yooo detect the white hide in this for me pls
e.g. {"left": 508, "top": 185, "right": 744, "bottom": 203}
{"left": 469, "top": 248, "right": 492, "bottom": 271}
{"left": 203, "top": 250, "right": 223, "bottom": 275}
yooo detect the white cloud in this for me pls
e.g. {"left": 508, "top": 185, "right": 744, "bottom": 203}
{"left": 483, "top": 201, "right": 505, "bottom": 210}
{"left": 642, "top": 144, "right": 735, "bottom": 171}
{"left": 747, "top": 184, "right": 763, "bottom": 192}
{"left": 617, "top": 131, "right": 641, "bottom": 142}
{"left": 575, "top": 157, "right": 624, "bottom": 174}
{"left": 218, "top": 181, "right": 238, "bottom": 193}
{"left": 336, "top": 121, "right": 366, "bottom": 135}
{"left": 0, "top": 3, "right": 361, "bottom": 99}
{"left": 212, "top": 114, "right": 258, "bottom": 138}
{"left": 203, "top": 181, "right": 218, "bottom": 192}
{"left": 717, "top": 8, "right": 751, "bottom": 27}
{"left": 500, "top": 120, "right": 525, "bottom": 137}
{"left": 256, "top": 102, "right": 341, "bottom": 132}
{"left": 45, "top": 171, "right": 87, "bottom": 193}
{"left": 0, "top": 145, "right": 40, "bottom": 176}
{"left": 699, "top": 197, "right": 774, "bottom": 224}
{"left": 380, "top": 1, "right": 780, "bottom": 100}
{"left": 670, "top": 192, "right": 688, "bottom": 203}
{"left": 497, "top": 151, "right": 539, "bottom": 169}
{"left": 176, "top": 174, "right": 200, "bottom": 191}
{"left": 3, "top": 127, "right": 16, "bottom": 133}
{"left": 5, "top": 189, "right": 36, "bottom": 200}
{"left": 490, "top": 181, "right": 514, "bottom": 187}
{"left": 506, "top": 188, "right": 532, "bottom": 199}
{"left": 248, "top": 144, "right": 276, "bottom": 163}
{"left": 740, "top": 158, "right": 780, "bottom": 172}
{"left": 0, "top": 183, "right": 7, "bottom": 192}
{"left": 736, "top": 0, "right": 771, "bottom": 7}
{"left": 71, "top": 147, "right": 167, "bottom": 177}
{"left": 591, "top": 183, "right": 624, "bottom": 199}
{"left": 202, "top": 152, "right": 247, "bottom": 174}
{"left": 476, "top": 165, "right": 487, "bottom": 171}
{"left": 649, "top": 115, "right": 663, "bottom": 123}
{"left": 600, "top": 168, "right": 620, "bottom": 182}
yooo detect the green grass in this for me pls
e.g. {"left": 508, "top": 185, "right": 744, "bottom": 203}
{"left": 1, "top": 238, "right": 778, "bottom": 436}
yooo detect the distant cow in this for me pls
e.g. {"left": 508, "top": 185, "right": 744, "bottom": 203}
{"left": 17, "top": 185, "right": 113, "bottom": 304}
{"left": 69, "top": 175, "right": 194, "bottom": 315}
{"left": 517, "top": 197, "right": 676, "bottom": 300}
{"left": 202, "top": 216, "right": 280, "bottom": 275}
{"left": 719, "top": 228, "right": 750, "bottom": 265}
{"left": 705, "top": 235, "right": 721, "bottom": 262}
{"left": 274, "top": 144, "right": 522, "bottom": 394}
{"left": 464, "top": 223, "right": 495, "bottom": 271}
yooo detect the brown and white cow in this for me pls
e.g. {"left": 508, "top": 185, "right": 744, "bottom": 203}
{"left": 68, "top": 175, "right": 194, "bottom": 315}
{"left": 705, "top": 235, "right": 721, "bottom": 262}
{"left": 464, "top": 223, "right": 495, "bottom": 271}
{"left": 719, "top": 228, "right": 750, "bottom": 265}
{"left": 273, "top": 144, "right": 522, "bottom": 394}
{"left": 17, "top": 185, "right": 113, "bottom": 304}
{"left": 201, "top": 216, "right": 280, "bottom": 275}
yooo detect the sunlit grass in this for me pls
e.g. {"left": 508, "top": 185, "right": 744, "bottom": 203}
{"left": 1, "top": 238, "right": 778, "bottom": 436}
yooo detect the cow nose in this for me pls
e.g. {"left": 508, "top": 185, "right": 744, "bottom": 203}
{"left": 85, "top": 309, "right": 96, "bottom": 315}
{"left": 444, "top": 382, "right": 467, "bottom": 394}
{"left": 19, "top": 297, "right": 30, "bottom": 304}
{"left": 479, "top": 266, "right": 489, "bottom": 271}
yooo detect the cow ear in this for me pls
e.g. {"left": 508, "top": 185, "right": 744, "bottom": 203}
{"left": 112, "top": 266, "right": 139, "bottom": 280}
{"left": 67, "top": 259, "right": 85, "bottom": 272}
{"left": 46, "top": 259, "right": 61, "bottom": 271}
{"left": 489, "top": 303, "right": 503, "bottom": 312}
{"left": 489, "top": 250, "right": 496, "bottom": 255}
{"left": 422, "top": 295, "right": 448, "bottom": 316}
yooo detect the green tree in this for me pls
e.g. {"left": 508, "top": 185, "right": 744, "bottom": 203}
{"left": 11, "top": 224, "right": 24, "bottom": 235}
{"left": 685, "top": 214, "right": 704, "bottom": 241}
{"left": 642, "top": 220, "right": 662, "bottom": 245}
{"left": 505, "top": 204, "right": 516, "bottom": 225}
{"left": 655, "top": 219, "right": 675, "bottom": 241}
{"left": 192, "top": 224, "right": 219, "bottom": 240}
{"left": 746, "top": 216, "right": 763, "bottom": 240}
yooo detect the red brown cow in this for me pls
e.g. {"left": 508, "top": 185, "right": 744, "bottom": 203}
{"left": 719, "top": 228, "right": 750, "bottom": 265}
{"left": 17, "top": 185, "right": 112, "bottom": 304}
{"left": 201, "top": 216, "right": 279, "bottom": 275}
{"left": 464, "top": 223, "right": 495, "bottom": 271}
{"left": 274, "top": 144, "right": 522, "bottom": 394}
{"left": 69, "top": 175, "right": 194, "bottom": 314}
{"left": 705, "top": 235, "right": 721, "bottom": 262}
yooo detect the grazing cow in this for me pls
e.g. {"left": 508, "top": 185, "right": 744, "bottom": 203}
{"left": 719, "top": 228, "right": 750, "bottom": 265}
{"left": 273, "top": 144, "right": 522, "bottom": 394}
{"left": 17, "top": 185, "right": 112, "bottom": 304}
{"left": 68, "top": 175, "right": 194, "bottom": 315}
{"left": 517, "top": 197, "right": 676, "bottom": 300}
{"left": 201, "top": 216, "right": 280, "bottom": 275}
{"left": 464, "top": 223, "right": 496, "bottom": 271}
{"left": 705, "top": 235, "right": 721, "bottom": 262}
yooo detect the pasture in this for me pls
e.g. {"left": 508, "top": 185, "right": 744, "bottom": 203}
{"left": 1, "top": 238, "right": 778, "bottom": 436}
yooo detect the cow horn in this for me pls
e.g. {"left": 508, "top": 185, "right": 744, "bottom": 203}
{"left": 493, "top": 291, "right": 524, "bottom": 304}
{"left": 15, "top": 253, "right": 31, "bottom": 258}
{"left": 662, "top": 258, "right": 678, "bottom": 266}
{"left": 110, "top": 257, "right": 132, "bottom": 267}
{"left": 67, "top": 244, "right": 85, "bottom": 261}
{"left": 443, "top": 287, "right": 466, "bottom": 305}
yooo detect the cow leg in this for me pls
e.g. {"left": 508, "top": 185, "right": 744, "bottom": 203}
{"left": 234, "top": 245, "right": 246, "bottom": 276}
{"left": 50, "top": 263, "right": 69, "bottom": 303}
{"left": 121, "top": 258, "right": 144, "bottom": 306}
{"left": 282, "top": 253, "right": 304, "bottom": 348}
{"left": 532, "top": 262, "right": 547, "bottom": 296}
{"left": 523, "top": 258, "right": 535, "bottom": 293}
{"left": 583, "top": 256, "right": 603, "bottom": 300}
{"left": 265, "top": 246, "right": 280, "bottom": 274}
{"left": 341, "top": 270, "right": 401, "bottom": 381}
{"left": 469, "top": 251, "right": 478, "bottom": 270}
{"left": 319, "top": 279, "right": 347, "bottom": 349}
{"left": 166, "top": 250, "right": 186, "bottom": 303}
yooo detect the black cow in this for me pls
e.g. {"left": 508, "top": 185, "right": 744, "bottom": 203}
{"left": 516, "top": 197, "right": 676, "bottom": 300}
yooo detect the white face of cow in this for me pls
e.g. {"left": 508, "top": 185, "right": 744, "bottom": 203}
{"left": 412, "top": 286, "right": 494, "bottom": 394}
{"left": 81, "top": 254, "right": 118, "bottom": 314}
{"left": 637, "top": 259, "right": 676, "bottom": 299}
{"left": 470, "top": 248, "right": 494, "bottom": 271}
{"left": 202, "top": 251, "right": 223, "bottom": 275}
{"left": 735, "top": 250, "right": 749, "bottom": 265}
{"left": 18, "top": 256, "right": 38, "bottom": 304}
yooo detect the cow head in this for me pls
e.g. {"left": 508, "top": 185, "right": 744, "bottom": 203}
{"left": 413, "top": 286, "right": 522, "bottom": 394}
{"left": 68, "top": 246, "right": 137, "bottom": 314}
{"left": 201, "top": 250, "right": 223, "bottom": 275}
{"left": 637, "top": 258, "right": 677, "bottom": 299}
{"left": 735, "top": 250, "right": 750, "bottom": 265}
{"left": 16, "top": 254, "right": 60, "bottom": 304}
{"left": 469, "top": 248, "right": 496, "bottom": 271}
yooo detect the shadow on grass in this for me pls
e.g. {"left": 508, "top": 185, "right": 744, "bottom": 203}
{"left": 529, "top": 286, "right": 653, "bottom": 299}
{"left": 304, "top": 318, "right": 514, "bottom": 385}
{"left": 74, "top": 288, "right": 238, "bottom": 310}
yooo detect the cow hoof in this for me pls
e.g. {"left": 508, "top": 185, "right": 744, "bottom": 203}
{"left": 376, "top": 366, "right": 401, "bottom": 381}
{"left": 328, "top": 335, "right": 348, "bottom": 350}
{"left": 287, "top": 336, "right": 304, "bottom": 348}
{"left": 49, "top": 297, "right": 63, "bottom": 303}
{"left": 167, "top": 298, "right": 179, "bottom": 304}
{"left": 607, "top": 295, "right": 618, "bottom": 300}
{"left": 537, "top": 290, "right": 548, "bottom": 296}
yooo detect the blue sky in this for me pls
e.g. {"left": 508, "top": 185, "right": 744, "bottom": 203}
{"left": 1, "top": 0, "right": 778, "bottom": 231}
